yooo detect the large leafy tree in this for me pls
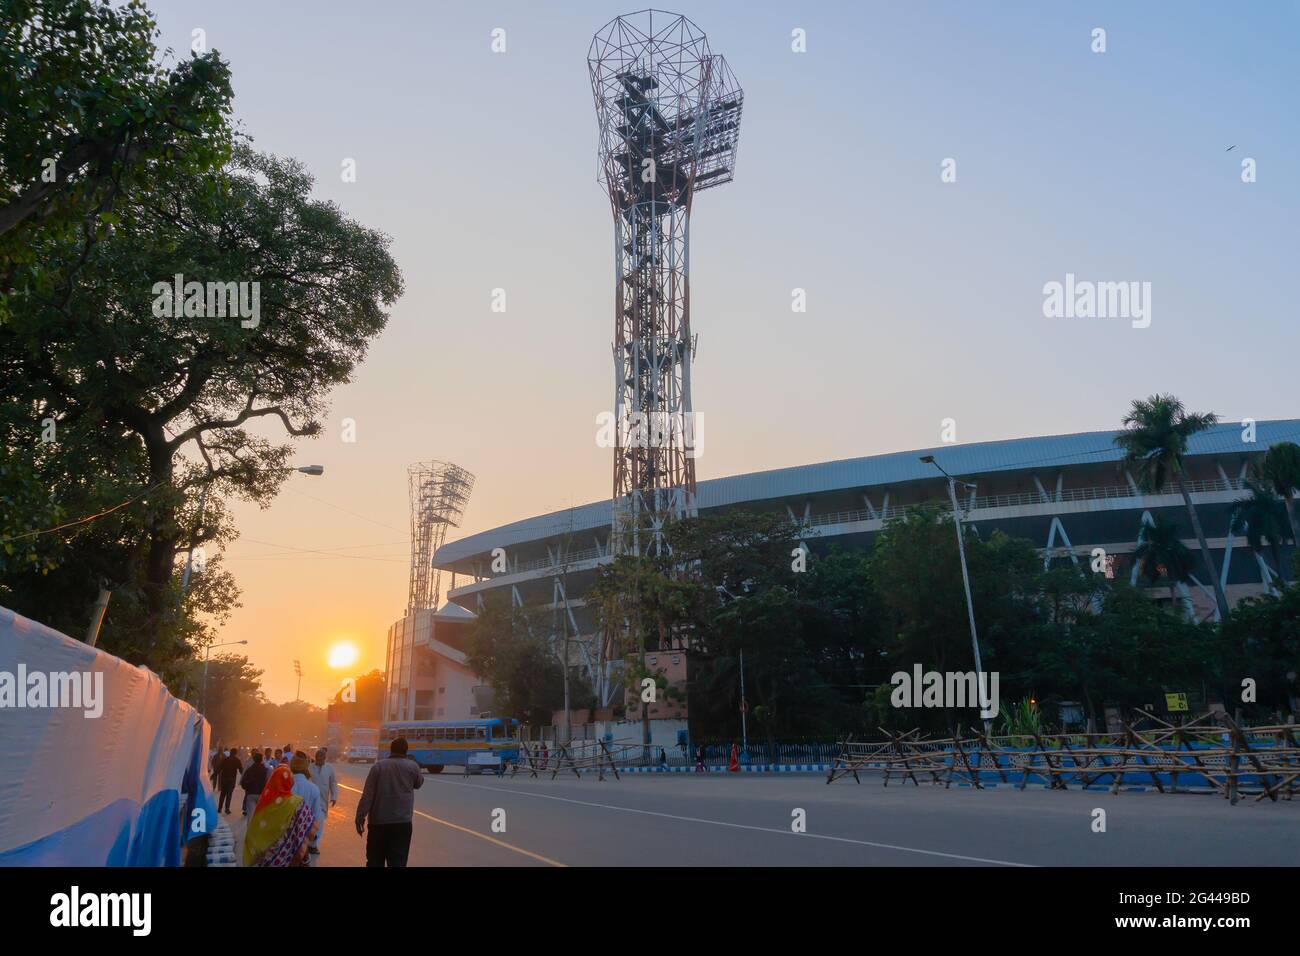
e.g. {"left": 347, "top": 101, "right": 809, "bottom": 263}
{"left": 868, "top": 505, "right": 974, "bottom": 678}
{"left": 867, "top": 506, "right": 1044, "bottom": 731}
{"left": 0, "top": 0, "right": 233, "bottom": 302}
{"left": 1030, "top": 582, "right": 1215, "bottom": 725}
{"left": 588, "top": 552, "right": 702, "bottom": 748}
{"left": 1, "top": 144, "right": 402, "bottom": 667}
{"left": 466, "top": 598, "right": 580, "bottom": 727}
{"left": 1115, "top": 395, "right": 1229, "bottom": 620}
{"left": 668, "top": 513, "right": 867, "bottom": 744}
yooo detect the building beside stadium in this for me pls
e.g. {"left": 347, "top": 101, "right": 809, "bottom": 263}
{"left": 384, "top": 421, "right": 1299, "bottom": 736}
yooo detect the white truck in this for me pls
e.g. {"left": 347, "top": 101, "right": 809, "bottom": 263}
{"left": 347, "top": 727, "right": 378, "bottom": 763}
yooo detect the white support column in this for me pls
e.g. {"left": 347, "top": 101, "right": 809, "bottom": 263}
{"left": 1044, "top": 516, "right": 1080, "bottom": 569}
{"left": 1256, "top": 552, "right": 1280, "bottom": 594}
{"left": 1221, "top": 523, "right": 1237, "bottom": 591}
{"left": 1186, "top": 574, "right": 1222, "bottom": 623}
{"left": 1032, "top": 475, "right": 1052, "bottom": 504}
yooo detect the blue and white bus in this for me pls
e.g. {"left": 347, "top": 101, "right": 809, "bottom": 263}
{"left": 380, "top": 718, "right": 520, "bottom": 774}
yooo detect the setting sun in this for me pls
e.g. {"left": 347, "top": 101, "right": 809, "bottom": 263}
{"left": 327, "top": 641, "right": 359, "bottom": 669}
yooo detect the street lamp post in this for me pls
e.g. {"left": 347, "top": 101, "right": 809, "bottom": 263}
{"left": 200, "top": 639, "right": 248, "bottom": 714}
{"left": 920, "top": 455, "right": 992, "bottom": 733}
{"left": 716, "top": 584, "right": 749, "bottom": 757}
{"left": 738, "top": 646, "right": 748, "bottom": 758}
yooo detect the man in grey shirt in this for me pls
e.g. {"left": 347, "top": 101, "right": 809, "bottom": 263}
{"left": 355, "top": 736, "right": 424, "bottom": 867}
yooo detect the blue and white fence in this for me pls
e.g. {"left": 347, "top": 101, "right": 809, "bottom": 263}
{"left": 0, "top": 604, "right": 218, "bottom": 865}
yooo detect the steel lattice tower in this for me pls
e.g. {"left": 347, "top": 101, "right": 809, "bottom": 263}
{"left": 406, "top": 461, "right": 475, "bottom": 614}
{"left": 589, "top": 10, "right": 743, "bottom": 556}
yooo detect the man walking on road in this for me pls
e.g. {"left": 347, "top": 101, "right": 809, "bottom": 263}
{"left": 355, "top": 736, "right": 423, "bottom": 868}
{"left": 308, "top": 748, "right": 338, "bottom": 859}
{"left": 240, "top": 750, "right": 269, "bottom": 817}
{"left": 217, "top": 747, "right": 243, "bottom": 814}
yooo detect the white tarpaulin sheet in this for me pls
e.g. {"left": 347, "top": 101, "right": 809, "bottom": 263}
{"left": 0, "top": 604, "right": 217, "bottom": 866}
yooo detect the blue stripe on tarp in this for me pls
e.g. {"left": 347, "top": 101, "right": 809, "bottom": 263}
{"left": 0, "top": 789, "right": 182, "bottom": 867}
{"left": 181, "top": 726, "right": 218, "bottom": 843}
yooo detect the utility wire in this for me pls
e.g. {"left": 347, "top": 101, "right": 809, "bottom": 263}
{"left": 288, "top": 487, "right": 408, "bottom": 533}
{"left": 0, "top": 480, "right": 170, "bottom": 545}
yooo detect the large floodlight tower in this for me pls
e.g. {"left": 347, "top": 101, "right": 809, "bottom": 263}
{"left": 589, "top": 10, "right": 743, "bottom": 556}
{"left": 406, "top": 461, "right": 475, "bottom": 614}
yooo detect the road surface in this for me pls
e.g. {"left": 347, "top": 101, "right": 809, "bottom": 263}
{"left": 283, "top": 762, "right": 1300, "bottom": 867}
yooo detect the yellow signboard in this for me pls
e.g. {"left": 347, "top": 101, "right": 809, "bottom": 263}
{"left": 1165, "top": 692, "right": 1189, "bottom": 712}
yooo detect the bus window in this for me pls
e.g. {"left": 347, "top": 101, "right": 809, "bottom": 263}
{"left": 476, "top": 726, "right": 486, "bottom": 740}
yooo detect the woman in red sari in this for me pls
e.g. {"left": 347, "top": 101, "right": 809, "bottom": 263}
{"left": 242, "top": 764, "right": 317, "bottom": 867}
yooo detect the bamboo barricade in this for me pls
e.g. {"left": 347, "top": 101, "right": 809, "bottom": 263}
{"left": 510, "top": 737, "right": 625, "bottom": 780}
{"left": 827, "top": 712, "right": 1300, "bottom": 803}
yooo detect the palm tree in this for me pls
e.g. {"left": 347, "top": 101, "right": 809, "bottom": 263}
{"left": 1229, "top": 478, "right": 1292, "bottom": 588}
{"left": 1259, "top": 441, "right": 1300, "bottom": 547}
{"left": 1115, "top": 395, "right": 1230, "bottom": 619}
{"left": 1133, "top": 514, "right": 1196, "bottom": 606}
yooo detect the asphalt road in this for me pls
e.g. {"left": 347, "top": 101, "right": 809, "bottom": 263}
{"left": 297, "top": 762, "right": 1300, "bottom": 867}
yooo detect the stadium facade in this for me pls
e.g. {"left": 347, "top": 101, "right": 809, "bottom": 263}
{"left": 413, "top": 421, "right": 1298, "bottom": 724}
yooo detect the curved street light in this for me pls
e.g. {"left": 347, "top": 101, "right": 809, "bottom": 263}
{"left": 921, "top": 455, "right": 992, "bottom": 732}
{"left": 200, "top": 639, "right": 249, "bottom": 715}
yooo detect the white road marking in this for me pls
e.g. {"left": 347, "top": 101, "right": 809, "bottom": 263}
{"left": 338, "top": 782, "right": 566, "bottom": 867}
{"left": 445, "top": 779, "right": 1034, "bottom": 867}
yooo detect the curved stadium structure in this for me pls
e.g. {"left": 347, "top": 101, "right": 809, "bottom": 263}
{"left": 384, "top": 421, "right": 1300, "bottom": 725}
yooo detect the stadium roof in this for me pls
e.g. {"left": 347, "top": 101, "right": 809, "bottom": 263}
{"left": 433, "top": 420, "right": 1300, "bottom": 569}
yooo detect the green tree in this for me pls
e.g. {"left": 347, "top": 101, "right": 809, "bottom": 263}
{"left": 1, "top": 0, "right": 233, "bottom": 305}
{"left": 867, "top": 505, "right": 972, "bottom": 679}
{"left": 1115, "top": 394, "right": 1229, "bottom": 620}
{"left": 1219, "top": 582, "right": 1300, "bottom": 715}
{"left": 588, "top": 552, "right": 701, "bottom": 750}
{"left": 329, "top": 668, "right": 386, "bottom": 727}
{"left": 2, "top": 145, "right": 402, "bottom": 668}
{"left": 1133, "top": 514, "right": 1196, "bottom": 606}
{"left": 1031, "top": 582, "right": 1215, "bottom": 724}
{"left": 1230, "top": 478, "right": 1292, "bottom": 588}
{"left": 467, "top": 598, "right": 580, "bottom": 727}
{"left": 1259, "top": 441, "right": 1300, "bottom": 546}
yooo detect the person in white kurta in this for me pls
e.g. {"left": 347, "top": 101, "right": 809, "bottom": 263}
{"left": 289, "top": 754, "right": 326, "bottom": 865}
{"left": 308, "top": 749, "right": 338, "bottom": 855}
